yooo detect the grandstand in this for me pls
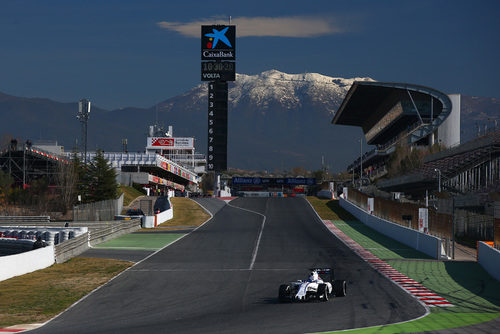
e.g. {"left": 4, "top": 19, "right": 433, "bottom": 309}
{"left": 0, "top": 133, "right": 200, "bottom": 194}
{"left": 82, "top": 151, "right": 198, "bottom": 192}
{"left": 332, "top": 81, "right": 461, "bottom": 183}
{"left": 378, "top": 129, "right": 500, "bottom": 195}
{"left": 0, "top": 140, "right": 70, "bottom": 188}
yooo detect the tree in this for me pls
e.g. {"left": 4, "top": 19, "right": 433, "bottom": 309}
{"left": 0, "top": 170, "right": 13, "bottom": 214}
{"left": 201, "top": 173, "right": 214, "bottom": 193}
{"left": 290, "top": 166, "right": 308, "bottom": 177}
{"left": 72, "top": 153, "right": 89, "bottom": 203}
{"left": 28, "top": 177, "right": 50, "bottom": 214}
{"left": 56, "top": 157, "right": 79, "bottom": 213}
{"left": 85, "top": 150, "right": 118, "bottom": 202}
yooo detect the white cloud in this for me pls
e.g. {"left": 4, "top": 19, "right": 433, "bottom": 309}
{"left": 157, "top": 16, "right": 343, "bottom": 38}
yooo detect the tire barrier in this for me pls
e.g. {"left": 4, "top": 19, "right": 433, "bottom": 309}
{"left": 0, "top": 227, "right": 88, "bottom": 246}
{"left": 0, "top": 238, "right": 35, "bottom": 256}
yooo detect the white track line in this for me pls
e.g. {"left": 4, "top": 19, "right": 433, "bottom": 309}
{"left": 303, "top": 198, "right": 435, "bottom": 334}
{"left": 27, "top": 198, "right": 215, "bottom": 332}
{"left": 129, "top": 268, "right": 295, "bottom": 272}
{"left": 226, "top": 200, "right": 267, "bottom": 270}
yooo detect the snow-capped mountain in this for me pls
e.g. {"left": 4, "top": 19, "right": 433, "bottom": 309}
{"left": 164, "top": 69, "right": 372, "bottom": 113}
{"left": 154, "top": 70, "right": 375, "bottom": 171}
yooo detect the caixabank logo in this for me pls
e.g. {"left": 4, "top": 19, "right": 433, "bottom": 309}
{"left": 201, "top": 25, "right": 235, "bottom": 61}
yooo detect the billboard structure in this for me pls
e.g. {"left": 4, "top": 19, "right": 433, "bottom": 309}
{"left": 201, "top": 25, "right": 235, "bottom": 174}
{"left": 147, "top": 137, "right": 194, "bottom": 150}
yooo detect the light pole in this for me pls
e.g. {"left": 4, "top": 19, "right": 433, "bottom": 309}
{"left": 77, "top": 99, "right": 91, "bottom": 164}
{"left": 434, "top": 168, "right": 441, "bottom": 192}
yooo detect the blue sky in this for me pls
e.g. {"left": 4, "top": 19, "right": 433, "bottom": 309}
{"left": 1, "top": 0, "right": 499, "bottom": 110}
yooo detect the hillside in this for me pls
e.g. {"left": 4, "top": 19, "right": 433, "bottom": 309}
{"left": 1, "top": 70, "right": 498, "bottom": 171}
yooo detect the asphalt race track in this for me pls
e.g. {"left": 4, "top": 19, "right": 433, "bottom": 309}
{"left": 31, "top": 198, "right": 426, "bottom": 334}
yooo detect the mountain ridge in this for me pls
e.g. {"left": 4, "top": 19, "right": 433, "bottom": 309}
{"left": 0, "top": 70, "right": 498, "bottom": 171}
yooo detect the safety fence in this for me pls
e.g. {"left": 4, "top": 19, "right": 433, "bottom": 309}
{"left": 347, "top": 188, "right": 453, "bottom": 240}
{"left": 339, "top": 194, "right": 447, "bottom": 259}
{"left": 0, "top": 216, "right": 50, "bottom": 224}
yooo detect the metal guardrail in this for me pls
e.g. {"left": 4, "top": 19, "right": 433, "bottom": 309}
{"left": 54, "top": 232, "right": 89, "bottom": 263}
{"left": 0, "top": 216, "right": 51, "bottom": 223}
{"left": 89, "top": 219, "right": 141, "bottom": 246}
{"left": 54, "top": 219, "right": 141, "bottom": 262}
{"left": 1, "top": 219, "right": 142, "bottom": 263}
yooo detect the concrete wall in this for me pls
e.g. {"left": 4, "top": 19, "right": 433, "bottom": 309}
{"left": 340, "top": 195, "right": 446, "bottom": 259}
{"left": 0, "top": 245, "right": 55, "bottom": 281}
{"left": 120, "top": 172, "right": 149, "bottom": 186}
{"left": 73, "top": 194, "right": 124, "bottom": 221}
{"left": 438, "top": 94, "right": 461, "bottom": 148}
{"left": 478, "top": 242, "right": 500, "bottom": 281}
{"left": 143, "top": 198, "right": 173, "bottom": 228}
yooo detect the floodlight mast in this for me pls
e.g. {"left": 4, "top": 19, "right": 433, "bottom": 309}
{"left": 77, "top": 99, "right": 91, "bottom": 164}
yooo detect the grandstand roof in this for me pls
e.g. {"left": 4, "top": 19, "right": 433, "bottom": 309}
{"left": 332, "top": 82, "right": 452, "bottom": 146}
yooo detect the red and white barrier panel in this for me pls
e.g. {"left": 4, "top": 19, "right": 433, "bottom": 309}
{"left": 323, "top": 220, "right": 453, "bottom": 307}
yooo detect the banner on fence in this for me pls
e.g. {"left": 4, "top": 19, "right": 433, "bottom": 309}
{"left": 367, "top": 198, "right": 374, "bottom": 215}
{"left": 419, "top": 208, "right": 429, "bottom": 234}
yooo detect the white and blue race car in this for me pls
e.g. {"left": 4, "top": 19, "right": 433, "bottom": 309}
{"left": 278, "top": 268, "right": 346, "bottom": 302}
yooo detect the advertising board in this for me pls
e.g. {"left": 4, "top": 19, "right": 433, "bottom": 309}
{"left": 201, "top": 25, "right": 236, "bottom": 61}
{"left": 232, "top": 177, "right": 316, "bottom": 186}
{"left": 147, "top": 137, "right": 194, "bottom": 150}
{"left": 418, "top": 208, "right": 429, "bottom": 234}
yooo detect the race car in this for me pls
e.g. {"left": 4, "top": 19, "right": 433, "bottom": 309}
{"left": 278, "top": 268, "right": 346, "bottom": 302}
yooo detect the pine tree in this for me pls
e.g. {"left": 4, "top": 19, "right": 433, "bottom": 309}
{"left": 86, "top": 150, "right": 118, "bottom": 202}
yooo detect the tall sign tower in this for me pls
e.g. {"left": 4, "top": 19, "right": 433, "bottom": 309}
{"left": 201, "top": 25, "right": 235, "bottom": 196}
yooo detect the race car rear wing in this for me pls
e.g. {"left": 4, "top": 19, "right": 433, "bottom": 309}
{"left": 309, "top": 268, "right": 334, "bottom": 277}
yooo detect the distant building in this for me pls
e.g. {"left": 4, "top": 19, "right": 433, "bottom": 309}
{"left": 71, "top": 124, "right": 204, "bottom": 194}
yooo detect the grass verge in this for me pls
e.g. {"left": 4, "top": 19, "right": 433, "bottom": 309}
{"left": 317, "top": 313, "right": 500, "bottom": 334}
{"left": 137, "top": 197, "right": 210, "bottom": 232}
{"left": 306, "top": 197, "right": 500, "bottom": 333}
{"left": 119, "top": 185, "right": 145, "bottom": 207}
{"left": 0, "top": 257, "right": 132, "bottom": 327}
{"left": 93, "top": 233, "right": 184, "bottom": 250}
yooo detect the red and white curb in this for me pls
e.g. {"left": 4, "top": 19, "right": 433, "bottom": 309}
{"left": 218, "top": 196, "right": 237, "bottom": 204}
{"left": 323, "top": 220, "right": 454, "bottom": 307}
{"left": 0, "top": 327, "right": 32, "bottom": 332}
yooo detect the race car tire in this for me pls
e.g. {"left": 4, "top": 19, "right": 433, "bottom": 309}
{"left": 333, "top": 280, "right": 347, "bottom": 297}
{"left": 317, "top": 283, "right": 328, "bottom": 301}
{"left": 279, "top": 284, "right": 291, "bottom": 302}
